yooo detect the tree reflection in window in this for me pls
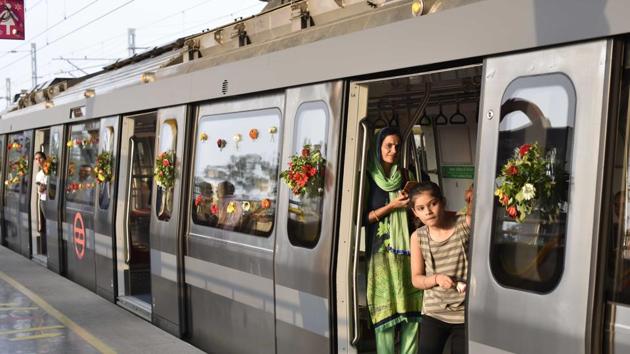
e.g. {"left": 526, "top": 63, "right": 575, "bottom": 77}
{"left": 192, "top": 108, "right": 281, "bottom": 237}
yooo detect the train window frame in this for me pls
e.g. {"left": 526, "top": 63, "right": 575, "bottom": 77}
{"left": 156, "top": 119, "right": 177, "bottom": 221}
{"left": 489, "top": 73, "right": 576, "bottom": 294}
{"left": 46, "top": 131, "right": 61, "bottom": 201}
{"left": 4, "top": 133, "right": 29, "bottom": 197}
{"left": 286, "top": 100, "right": 329, "bottom": 249}
{"left": 64, "top": 121, "right": 100, "bottom": 207}
{"left": 191, "top": 108, "right": 282, "bottom": 238}
{"left": 97, "top": 126, "right": 114, "bottom": 210}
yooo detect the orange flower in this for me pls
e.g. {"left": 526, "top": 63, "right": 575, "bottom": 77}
{"left": 249, "top": 129, "right": 259, "bottom": 140}
{"left": 162, "top": 159, "right": 170, "bottom": 167}
{"left": 261, "top": 199, "right": 271, "bottom": 209}
{"left": 501, "top": 194, "right": 509, "bottom": 206}
{"left": 507, "top": 205, "right": 519, "bottom": 219}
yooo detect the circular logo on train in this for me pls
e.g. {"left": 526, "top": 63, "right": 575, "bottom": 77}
{"left": 73, "top": 212, "right": 86, "bottom": 260}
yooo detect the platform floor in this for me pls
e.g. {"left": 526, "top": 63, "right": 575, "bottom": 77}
{"left": 0, "top": 246, "right": 204, "bottom": 354}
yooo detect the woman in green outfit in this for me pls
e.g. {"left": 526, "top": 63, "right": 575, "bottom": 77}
{"left": 365, "top": 127, "right": 422, "bottom": 354}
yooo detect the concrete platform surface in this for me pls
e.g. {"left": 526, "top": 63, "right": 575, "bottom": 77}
{"left": 0, "top": 246, "right": 205, "bottom": 354}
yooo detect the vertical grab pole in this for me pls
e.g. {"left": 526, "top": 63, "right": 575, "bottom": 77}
{"left": 351, "top": 119, "right": 370, "bottom": 346}
{"left": 124, "top": 137, "right": 135, "bottom": 264}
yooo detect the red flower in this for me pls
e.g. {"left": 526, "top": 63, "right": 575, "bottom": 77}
{"left": 308, "top": 166, "right": 317, "bottom": 177}
{"left": 506, "top": 164, "right": 518, "bottom": 176}
{"left": 194, "top": 195, "right": 203, "bottom": 207}
{"left": 519, "top": 144, "right": 532, "bottom": 157}
{"left": 501, "top": 194, "right": 509, "bottom": 206}
{"left": 162, "top": 159, "right": 170, "bottom": 167}
{"left": 261, "top": 198, "right": 271, "bottom": 209}
{"left": 301, "top": 147, "right": 310, "bottom": 157}
{"left": 210, "top": 203, "right": 219, "bottom": 215}
{"left": 507, "top": 205, "right": 519, "bottom": 219}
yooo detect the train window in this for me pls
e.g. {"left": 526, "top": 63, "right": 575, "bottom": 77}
{"left": 287, "top": 101, "right": 329, "bottom": 248}
{"left": 490, "top": 74, "right": 575, "bottom": 293}
{"left": 65, "top": 121, "right": 100, "bottom": 206}
{"left": 156, "top": 119, "right": 177, "bottom": 221}
{"left": 97, "top": 127, "right": 114, "bottom": 210}
{"left": 191, "top": 108, "right": 281, "bottom": 237}
{"left": 47, "top": 131, "right": 61, "bottom": 201}
{"left": 4, "top": 133, "right": 28, "bottom": 196}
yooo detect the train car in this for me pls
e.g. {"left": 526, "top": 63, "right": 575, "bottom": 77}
{"left": 1, "top": 0, "right": 630, "bottom": 353}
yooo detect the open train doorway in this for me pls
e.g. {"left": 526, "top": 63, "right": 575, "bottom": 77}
{"left": 115, "top": 112, "right": 156, "bottom": 320}
{"left": 343, "top": 64, "right": 482, "bottom": 353}
{"left": 31, "top": 128, "right": 50, "bottom": 266}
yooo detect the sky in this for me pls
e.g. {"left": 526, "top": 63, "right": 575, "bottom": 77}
{"left": 0, "top": 0, "right": 267, "bottom": 106}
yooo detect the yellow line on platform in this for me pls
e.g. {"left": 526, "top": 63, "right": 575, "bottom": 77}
{"left": 0, "top": 307, "right": 38, "bottom": 311}
{"left": 9, "top": 332, "right": 63, "bottom": 341}
{"left": 0, "top": 325, "right": 65, "bottom": 336}
{"left": 0, "top": 271, "right": 116, "bottom": 354}
{"left": 0, "top": 303, "right": 19, "bottom": 307}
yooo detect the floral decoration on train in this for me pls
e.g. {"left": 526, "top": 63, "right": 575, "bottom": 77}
{"left": 66, "top": 136, "right": 98, "bottom": 149}
{"left": 41, "top": 156, "right": 57, "bottom": 176}
{"left": 66, "top": 182, "right": 96, "bottom": 193}
{"left": 248, "top": 129, "right": 259, "bottom": 141}
{"left": 154, "top": 150, "right": 176, "bottom": 189}
{"left": 93, "top": 152, "right": 113, "bottom": 184}
{"left": 7, "top": 141, "right": 21, "bottom": 151}
{"left": 4, "top": 155, "right": 27, "bottom": 187}
{"left": 495, "top": 143, "right": 565, "bottom": 223}
{"left": 199, "top": 132, "right": 208, "bottom": 142}
{"left": 280, "top": 145, "right": 325, "bottom": 197}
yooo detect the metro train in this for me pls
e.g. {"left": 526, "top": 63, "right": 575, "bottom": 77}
{"left": 1, "top": 0, "right": 630, "bottom": 353}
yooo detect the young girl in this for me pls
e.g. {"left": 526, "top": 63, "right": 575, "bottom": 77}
{"left": 409, "top": 182, "right": 471, "bottom": 354}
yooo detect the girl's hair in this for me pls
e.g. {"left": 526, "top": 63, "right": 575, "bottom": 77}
{"left": 408, "top": 181, "right": 445, "bottom": 205}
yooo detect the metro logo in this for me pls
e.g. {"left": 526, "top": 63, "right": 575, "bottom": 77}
{"left": 73, "top": 212, "right": 85, "bottom": 260}
{"left": 0, "top": 1, "right": 24, "bottom": 40}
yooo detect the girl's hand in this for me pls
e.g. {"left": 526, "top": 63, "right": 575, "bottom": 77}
{"left": 436, "top": 274, "right": 454, "bottom": 289}
{"left": 389, "top": 192, "right": 409, "bottom": 209}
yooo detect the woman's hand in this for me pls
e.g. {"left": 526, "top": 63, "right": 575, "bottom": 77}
{"left": 435, "top": 274, "right": 454, "bottom": 289}
{"left": 389, "top": 192, "right": 409, "bottom": 210}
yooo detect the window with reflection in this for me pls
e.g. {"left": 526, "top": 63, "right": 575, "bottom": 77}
{"left": 47, "top": 131, "right": 61, "bottom": 201}
{"left": 65, "top": 121, "right": 100, "bottom": 206}
{"left": 287, "top": 101, "right": 329, "bottom": 248}
{"left": 98, "top": 127, "right": 114, "bottom": 210}
{"left": 191, "top": 108, "right": 281, "bottom": 237}
{"left": 156, "top": 120, "right": 177, "bottom": 221}
{"left": 490, "top": 74, "right": 575, "bottom": 293}
{"left": 4, "top": 133, "right": 29, "bottom": 196}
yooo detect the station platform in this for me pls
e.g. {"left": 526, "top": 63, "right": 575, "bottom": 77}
{"left": 0, "top": 246, "right": 204, "bottom": 354}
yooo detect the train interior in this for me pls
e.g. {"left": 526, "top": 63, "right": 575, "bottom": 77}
{"left": 356, "top": 65, "right": 482, "bottom": 351}
{"left": 116, "top": 112, "right": 156, "bottom": 318}
{"left": 31, "top": 128, "right": 50, "bottom": 265}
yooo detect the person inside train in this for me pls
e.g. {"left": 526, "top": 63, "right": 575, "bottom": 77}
{"left": 364, "top": 127, "right": 422, "bottom": 354}
{"left": 409, "top": 181, "right": 472, "bottom": 354}
{"left": 34, "top": 151, "right": 47, "bottom": 234}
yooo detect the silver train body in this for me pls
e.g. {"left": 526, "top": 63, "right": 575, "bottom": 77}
{"left": 1, "top": 0, "right": 630, "bottom": 353}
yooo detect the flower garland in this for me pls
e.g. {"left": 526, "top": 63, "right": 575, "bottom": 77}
{"left": 4, "top": 155, "right": 28, "bottom": 187}
{"left": 280, "top": 145, "right": 325, "bottom": 197}
{"left": 495, "top": 143, "right": 564, "bottom": 223}
{"left": 154, "top": 150, "right": 176, "bottom": 189}
{"left": 93, "top": 152, "right": 113, "bottom": 184}
{"left": 41, "top": 156, "right": 57, "bottom": 176}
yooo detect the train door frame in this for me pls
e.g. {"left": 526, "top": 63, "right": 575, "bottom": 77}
{"left": 44, "top": 125, "right": 67, "bottom": 275}
{"left": 468, "top": 40, "right": 612, "bottom": 354}
{"left": 0, "top": 134, "right": 6, "bottom": 247}
{"left": 114, "top": 111, "right": 158, "bottom": 320}
{"left": 30, "top": 128, "right": 50, "bottom": 266}
{"left": 149, "top": 105, "right": 189, "bottom": 336}
{"left": 273, "top": 81, "right": 345, "bottom": 354}
{"left": 94, "top": 116, "right": 121, "bottom": 302}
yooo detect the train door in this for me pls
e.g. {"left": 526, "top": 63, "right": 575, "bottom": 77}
{"left": 62, "top": 121, "right": 100, "bottom": 291}
{"left": 44, "top": 125, "right": 66, "bottom": 275}
{"left": 468, "top": 40, "right": 612, "bottom": 353}
{"left": 93, "top": 116, "right": 120, "bottom": 302}
{"left": 149, "top": 106, "right": 188, "bottom": 336}
{"left": 4, "top": 130, "right": 33, "bottom": 258}
{"left": 0, "top": 134, "right": 5, "bottom": 247}
{"left": 186, "top": 93, "right": 284, "bottom": 353}
{"left": 274, "top": 82, "right": 344, "bottom": 353}
{"left": 30, "top": 128, "right": 50, "bottom": 265}
{"left": 115, "top": 112, "right": 156, "bottom": 319}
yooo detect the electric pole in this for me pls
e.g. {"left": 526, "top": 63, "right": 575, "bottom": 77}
{"left": 5, "top": 78, "right": 10, "bottom": 108}
{"left": 31, "top": 43, "right": 37, "bottom": 88}
{"left": 128, "top": 28, "right": 136, "bottom": 56}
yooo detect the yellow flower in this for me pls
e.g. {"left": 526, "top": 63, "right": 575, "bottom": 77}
{"left": 66, "top": 140, "right": 74, "bottom": 148}
{"left": 226, "top": 201, "right": 236, "bottom": 214}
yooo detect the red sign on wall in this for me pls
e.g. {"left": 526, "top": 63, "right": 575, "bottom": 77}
{"left": 73, "top": 212, "right": 86, "bottom": 260}
{"left": 0, "top": 1, "right": 25, "bottom": 40}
